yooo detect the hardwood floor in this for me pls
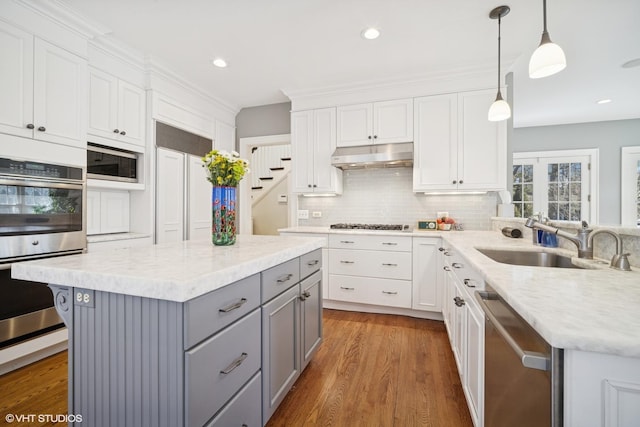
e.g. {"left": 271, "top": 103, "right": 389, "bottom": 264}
{"left": 267, "top": 309, "right": 472, "bottom": 427}
{"left": 0, "top": 309, "right": 471, "bottom": 427}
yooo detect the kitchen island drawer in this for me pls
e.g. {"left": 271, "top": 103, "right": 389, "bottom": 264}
{"left": 185, "top": 309, "right": 261, "bottom": 427}
{"left": 184, "top": 273, "right": 260, "bottom": 349}
{"left": 329, "top": 274, "right": 412, "bottom": 308}
{"left": 205, "top": 372, "right": 261, "bottom": 427}
{"left": 329, "top": 234, "right": 411, "bottom": 251}
{"left": 329, "top": 248, "right": 411, "bottom": 280}
{"left": 261, "top": 257, "right": 300, "bottom": 303}
{"left": 300, "top": 248, "right": 322, "bottom": 279}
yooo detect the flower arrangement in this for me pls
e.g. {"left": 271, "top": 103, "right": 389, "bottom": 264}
{"left": 201, "top": 150, "right": 250, "bottom": 187}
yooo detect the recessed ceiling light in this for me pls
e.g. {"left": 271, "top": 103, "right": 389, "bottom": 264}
{"left": 361, "top": 28, "right": 380, "bottom": 40}
{"left": 622, "top": 58, "right": 640, "bottom": 68}
{"left": 596, "top": 99, "right": 612, "bottom": 104}
{"left": 212, "top": 58, "right": 227, "bottom": 68}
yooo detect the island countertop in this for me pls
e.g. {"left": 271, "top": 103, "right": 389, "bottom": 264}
{"left": 12, "top": 235, "right": 325, "bottom": 302}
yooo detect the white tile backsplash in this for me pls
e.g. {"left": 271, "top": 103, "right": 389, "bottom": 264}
{"left": 297, "top": 168, "right": 498, "bottom": 230}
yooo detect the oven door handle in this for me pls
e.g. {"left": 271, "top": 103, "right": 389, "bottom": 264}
{"left": 0, "top": 177, "right": 83, "bottom": 189}
{"left": 476, "top": 291, "right": 550, "bottom": 371}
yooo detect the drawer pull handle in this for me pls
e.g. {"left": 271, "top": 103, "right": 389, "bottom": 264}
{"left": 307, "top": 259, "right": 320, "bottom": 266}
{"left": 340, "top": 260, "right": 354, "bottom": 264}
{"left": 382, "top": 263, "right": 398, "bottom": 267}
{"left": 382, "top": 242, "right": 398, "bottom": 246}
{"left": 276, "top": 273, "right": 293, "bottom": 283}
{"left": 340, "top": 240, "right": 355, "bottom": 244}
{"left": 340, "top": 286, "right": 355, "bottom": 291}
{"left": 443, "top": 251, "right": 453, "bottom": 256}
{"left": 463, "top": 279, "right": 475, "bottom": 288}
{"left": 218, "top": 298, "right": 247, "bottom": 313}
{"left": 220, "top": 352, "right": 248, "bottom": 375}
{"left": 443, "top": 266, "right": 451, "bottom": 271}
{"left": 454, "top": 296, "right": 465, "bottom": 307}
{"left": 452, "top": 262, "right": 463, "bottom": 269}
{"left": 382, "top": 291, "right": 398, "bottom": 295}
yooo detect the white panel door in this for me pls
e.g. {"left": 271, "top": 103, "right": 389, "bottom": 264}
{"left": 412, "top": 237, "right": 441, "bottom": 312}
{"left": 458, "top": 89, "right": 506, "bottom": 191}
{"left": 33, "top": 38, "right": 86, "bottom": 148}
{"left": 118, "top": 80, "right": 146, "bottom": 146}
{"left": 312, "top": 108, "right": 339, "bottom": 193}
{"left": 0, "top": 21, "right": 33, "bottom": 138}
{"left": 373, "top": 99, "right": 413, "bottom": 144}
{"left": 291, "top": 110, "right": 314, "bottom": 192}
{"left": 413, "top": 94, "right": 458, "bottom": 191}
{"left": 188, "top": 155, "right": 212, "bottom": 241}
{"left": 100, "top": 191, "right": 130, "bottom": 234}
{"left": 88, "top": 68, "right": 118, "bottom": 139}
{"left": 86, "top": 190, "right": 101, "bottom": 235}
{"left": 215, "top": 120, "right": 235, "bottom": 152}
{"left": 156, "top": 148, "right": 185, "bottom": 243}
{"left": 336, "top": 103, "right": 372, "bottom": 147}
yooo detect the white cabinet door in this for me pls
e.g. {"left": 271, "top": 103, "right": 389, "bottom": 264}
{"left": 413, "top": 94, "right": 458, "bottom": 191}
{"left": 0, "top": 21, "right": 33, "bottom": 139}
{"left": 117, "top": 79, "right": 145, "bottom": 146}
{"left": 464, "top": 300, "right": 484, "bottom": 427}
{"left": 312, "top": 107, "right": 340, "bottom": 193}
{"left": 412, "top": 237, "right": 441, "bottom": 312}
{"left": 452, "top": 278, "right": 466, "bottom": 374}
{"left": 291, "top": 110, "right": 314, "bottom": 193}
{"left": 88, "top": 68, "right": 118, "bottom": 139}
{"left": 187, "top": 154, "right": 212, "bottom": 241}
{"left": 215, "top": 120, "right": 235, "bottom": 153}
{"left": 33, "top": 38, "right": 86, "bottom": 148}
{"left": 86, "top": 190, "right": 101, "bottom": 235}
{"left": 458, "top": 90, "right": 506, "bottom": 191}
{"left": 336, "top": 103, "right": 372, "bottom": 147}
{"left": 156, "top": 148, "right": 185, "bottom": 243}
{"left": 99, "top": 191, "right": 130, "bottom": 234}
{"left": 373, "top": 99, "right": 413, "bottom": 144}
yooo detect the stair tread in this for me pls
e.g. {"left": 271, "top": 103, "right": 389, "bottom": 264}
{"left": 270, "top": 167, "right": 285, "bottom": 171}
{"left": 259, "top": 177, "right": 274, "bottom": 180}
{"left": 251, "top": 186, "right": 263, "bottom": 190}
{"left": 280, "top": 157, "right": 291, "bottom": 161}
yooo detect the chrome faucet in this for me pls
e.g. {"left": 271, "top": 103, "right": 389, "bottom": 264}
{"left": 587, "top": 229, "right": 632, "bottom": 271}
{"left": 525, "top": 217, "right": 593, "bottom": 258}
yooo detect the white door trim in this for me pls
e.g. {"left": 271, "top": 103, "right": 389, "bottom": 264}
{"left": 621, "top": 146, "right": 640, "bottom": 226}
{"left": 239, "top": 134, "right": 292, "bottom": 235}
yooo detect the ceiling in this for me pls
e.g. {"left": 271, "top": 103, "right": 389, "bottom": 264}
{"left": 62, "top": 0, "right": 640, "bottom": 128}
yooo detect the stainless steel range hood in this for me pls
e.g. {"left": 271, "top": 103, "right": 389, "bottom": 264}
{"left": 331, "top": 142, "right": 413, "bottom": 170}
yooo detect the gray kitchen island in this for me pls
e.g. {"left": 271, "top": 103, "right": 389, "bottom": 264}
{"left": 12, "top": 235, "right": 325, "bottom": 427}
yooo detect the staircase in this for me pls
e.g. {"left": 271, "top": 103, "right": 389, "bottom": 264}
{"left": 250, "top": 145, "right": 291, "bottom": 206}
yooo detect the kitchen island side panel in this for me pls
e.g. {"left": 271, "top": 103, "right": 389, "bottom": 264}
{"left": 69, "top": 288, "right": 184, "bottom": 427}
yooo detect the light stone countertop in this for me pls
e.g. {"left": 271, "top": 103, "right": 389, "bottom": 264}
{"left": 12, "top": 235, "right": 325, "bottom": 303}
{"left": 281, "top": 226, "right": 640, "bottom": 357}
{"left": 86, "top": 232, "right": 151, "bottom": 243}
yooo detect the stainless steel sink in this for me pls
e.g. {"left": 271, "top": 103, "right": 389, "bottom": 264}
{"left": 477, "top": 248, "right": 582, "bottom": 269}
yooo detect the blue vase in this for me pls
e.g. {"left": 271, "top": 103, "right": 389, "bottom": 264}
{"left": 212, "top": 186, "right": 237, "bottom": 245}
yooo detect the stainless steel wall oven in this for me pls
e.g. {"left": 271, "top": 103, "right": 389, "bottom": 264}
{"left": 0, "top": 157, "right": 86, "bottom": 348}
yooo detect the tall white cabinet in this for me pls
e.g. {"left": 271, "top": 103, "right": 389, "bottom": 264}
{"left": 0, "top": 21, "right": 86, "bottom": 148}
{"left": 413, "top": 89, "right": 506, "bottom": 192}
{"left": 291, "top": 108, "right": 343, "bottom": 194}
{"left": 156, "top": 148, "right": 211, "bottom": 243}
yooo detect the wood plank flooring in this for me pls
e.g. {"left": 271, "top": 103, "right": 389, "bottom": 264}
{"left": 0, "top": 309, "right": 472, "bottom": 427}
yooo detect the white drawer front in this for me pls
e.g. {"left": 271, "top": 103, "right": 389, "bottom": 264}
{"left": 444, "top": 250, "right": 484, "bottom": 291}
{"left": 329, "top": 248, "right": 411, "bottom": 280}
{"left": 328, "top": 234, "right": 411, "bottom": 251}
{"left": 328, "top": 274, "right": 411, "bottom": 308}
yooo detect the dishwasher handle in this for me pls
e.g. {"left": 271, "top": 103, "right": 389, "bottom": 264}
{"left": 476, "top": 291, "right": 550, "bottom": 371}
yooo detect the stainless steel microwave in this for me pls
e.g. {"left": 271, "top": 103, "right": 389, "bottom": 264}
{"left": 87, "top": 144, "right": 138, "bottom": 182}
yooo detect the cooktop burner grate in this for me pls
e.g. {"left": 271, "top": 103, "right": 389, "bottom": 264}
{"left": 329, "top": 223, "right": 410, "bottom": 231}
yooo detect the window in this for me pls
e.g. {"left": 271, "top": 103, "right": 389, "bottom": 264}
{"left": 621, "top": 146, "right": 640, "bottom": 227}
{"left": 513, "top": 149, "right": 598, "bottom": 223}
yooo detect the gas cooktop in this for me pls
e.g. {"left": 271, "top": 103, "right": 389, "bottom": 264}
{"left": 329, "top": 223, "right": 411, "bottom": 231}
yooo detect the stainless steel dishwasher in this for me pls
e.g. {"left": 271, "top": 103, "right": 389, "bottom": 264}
{"left": 476, "top": 287, "right": 563, "bottom": 427}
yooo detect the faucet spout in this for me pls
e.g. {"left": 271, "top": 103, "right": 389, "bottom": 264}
{"left": 525, "top": 217, "right": 593, "bottom": 258}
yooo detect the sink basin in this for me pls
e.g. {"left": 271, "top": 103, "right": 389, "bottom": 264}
{"left": 477, "top": 248, "right": 582, "bottom": 269}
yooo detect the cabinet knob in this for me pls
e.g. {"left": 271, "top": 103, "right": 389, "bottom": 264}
{"left": 313, "top": 184, "right": 317, "bottom": 188}
{"left": 373, "top": 135, "right": 378, "bottom": 139}
{"left": 459, "top": 180, "right": 464, "bottom": 184}
{"left": 26, "top": 123, "right": 34, "bottom": 129}
{"left": 113, "top": 129, "right": 120, "bottom": 133}
{"left": 120, "top": 130, "right": 126, "bottom": 136}
{"left": 368, "top": 135, "right": 372, "bottom": 139}
{"left": 452, "top": 180, "right": 457, "bottom": 184}
{"left": 454, "top": 296, "right": 466, "bottom": 307}
{"left": 37, "top": 126, "right": 46, "bottom": 132}
{"left": 438, "top": 247, "right": 446, "bottom": 252}
{"left": 308, "top": 184, "right": 312, "bottom": 188}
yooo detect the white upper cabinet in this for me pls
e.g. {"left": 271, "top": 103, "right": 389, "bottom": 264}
{"left": 88, "top": 67, "right": 145, "bottom": 147}
{"left": 214, "top": 120, "right": 235, "bottom": 153}
{"left": 337, "top": 99, "right": 413, "bottom": 147}
{"left": 0, "top": 21, "right": 86, "bottom": 148}
{"left": 413, "top": 89, "right": 506, "bottom": 192}
{"left": 291, "top": 108, "right": 342, "bottom": 194}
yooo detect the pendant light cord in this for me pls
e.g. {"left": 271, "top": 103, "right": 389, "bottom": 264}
{"left": 497, "top": 15, "right": 502, "bottom": 94}
{"left": 543, "top": 0, "right": 548, "bottom": 33}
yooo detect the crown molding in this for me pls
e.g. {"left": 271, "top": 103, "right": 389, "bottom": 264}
{"left": 89, "top": 35, "right": 146, "bottom": 74}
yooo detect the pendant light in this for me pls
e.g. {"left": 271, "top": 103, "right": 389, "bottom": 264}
{"left": 488, "top": 5, "right": 511, "bottom": 122}
{"left": 529, "top": 0, "right": 566, "bottom": 78}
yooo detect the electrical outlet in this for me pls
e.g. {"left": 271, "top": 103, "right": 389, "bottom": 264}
{"left": 74, "top": 289, "right": 95, "bottom": 308}
{"left": 297, "top": 209, "right": 309, "bottom": 220}
{"left": 312, "top": 211, "right": 322, "bottom": 218}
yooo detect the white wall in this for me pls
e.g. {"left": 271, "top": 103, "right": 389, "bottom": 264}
{"left": 252, "top": 178, "right": 289, "bottom": 235}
